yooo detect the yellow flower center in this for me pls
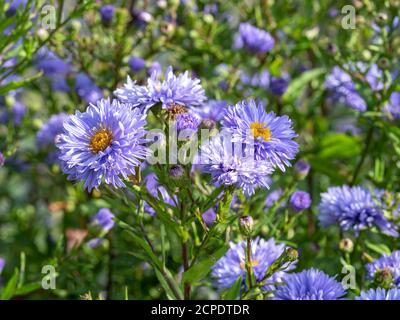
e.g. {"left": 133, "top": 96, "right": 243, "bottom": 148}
{"left": 240, "top": 259, "right": 260, "bottom": 270}
{"left": 250, "top": 122, "right": 271, "bottom": 141}
{"left": 89, "top": 128, "right": 113, "bottom": 153}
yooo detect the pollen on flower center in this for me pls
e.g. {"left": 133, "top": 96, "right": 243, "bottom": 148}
{"left": 167, "top": 103, "right": 188, "bottom": 120}
{"left": 240, "top": 259, "right": 260, "bottom": 270}
{"left": 250, "top": 122, "right": 271, "bottom": 141}
{"left": 89, "top": 128, "right": 113, "bottom": 153}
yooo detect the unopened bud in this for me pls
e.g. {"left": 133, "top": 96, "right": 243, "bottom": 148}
{"left": 376, "top": 13, "right": 388, "bottom": 26}
{"left": 169, "top": 165, "right": 185, "bottom": 180}
{"left": 374, "top": 268, "right": 394, "bottom": 289}
{"left": 285, "top": 247, "right": 299, "bottom": 262}
{"left": 339, "top": 238, "right": 354, "bottom": 253}
{"left": 378, "top": 57, "right": 390, "bottom": 70}
{"left": 239, "top": 216, "right": 254, "bottom": 237}
{"left": 294, "top": 159, "right": 310, "bottom": 180}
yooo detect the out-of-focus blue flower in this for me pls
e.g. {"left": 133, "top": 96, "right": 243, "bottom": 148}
{"left": 318, "top": 186, "right": 398, "bottom": 237}
{"left": 35, "top": 48, "right": 71, "bottom": 76}
{"left": 0, "top": 152, "right": 4, "bottom": 167}
{"left": 0, "top": 100, "right": 26, "bottom": 126}
{"left": 148, "top": 61, "right": 162, "bottom": 76}
{"left": 175, "top": 112, "right": 200, "bottom": 132}
{"left": 198, "top": 133, "right": 273, "bottom": 196}
{"left": 0, "top": 257, "right": 5, "bottom": 274}
{"left": 194, "top": 100, "right": 228, "bottom": 122}
{"left": 239, "top": 70, "right": 270, "bottom": 89}
{"left": 57, "top": 98, "right": 149, "bottom": 192}
{"left": 143, "top": 173, "right": 176, "bottom": 216}
{"left": 5, "top": 0, "right": 27, "bottom": 17}
{"left": 36, "top": 113, "right": 69, "bottom": 149}
{"left": 221, "top": 99, "right": 298, "bottom": 172}
{"left": 366, "top": 251, "right": 400, "bottom": 287}
{"left": 384, "top": 92, "right": 400, "bottom": 119}
{"left": 270, "top": 76, "right": 289, "bottom": 96}
{"left": 202, "top": 207, "right": 216, "bottom": 226}
{"left": 115, "top": 66, "right": 206, "bottom": 112}
{"left": 290, "top": 191, "right": 311, "bottom": 212}
{"left": 356, "top": 288, "right": 400, "bottom": 300}
{"left": 100, "top": 4, "right": 114, "bottom": 24}
{"left": 325, "top": 67, "right": 367, "bottom": 112}
{"left": 274, "top": 268, "right": 346, "bottom": 300}
{"left": 131, "top": 9, "right": 153, "bottom": 28}
{"left": 128, "top": 56, "right": 146, "bottom": 73}
{"left": 91, "top": 208, "right": 115, "bottom": 233}
{"left": 265, "top": 188, "right": 283, "bottom": 209}
{"left": 212, "top": 237, "right": 296, "bottom": 291}
{"left": 294, "top": 159, "right": 310, "bottom": 180}
{"left": 87, "top": 238, "right": 105, "bottom": 249}
{"left": 238, "top": 23, "right": 275, "bottom": 54}
{"left": 75, "top": 73, "right": 103, "bottom": 104}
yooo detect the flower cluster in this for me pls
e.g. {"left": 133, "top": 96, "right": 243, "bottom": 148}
{"left": 318, "top": 186, "right": 398, "bottom": 237}
{"left": 366, "top": 251, "right": 400, "bottom": 288}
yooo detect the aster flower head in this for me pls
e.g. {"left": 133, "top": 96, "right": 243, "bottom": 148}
{"left": 221, "top": 99, "right": 298, "bottom": 171}
{"left": 128, "top": 56, "right": 146, "bottom": 73}
{"left": 384, "top": 92, "right": 400, "bottom": 119}
{"left": 37, "top": 113, "right": 69, "bottom": 149}
{"left": 202, "top": 207, "right": 216, "bottom": 226}
{"left": 366, "top": 251, "right": 400, "bottom": 288}
{"left": 265, "top": 188, "right": 283, "bottom": 209}
{"left": 290, "top": 191, "right": 311, "bottom": 212}
{"left": 0, "top": 152, "right": 4, "bottom": 167}
{"left": 57, "top": 98, "right": 149, "bottom": 192}
{"left": 35, "top": 48, "right": 71, "bottom": 76}
{"left": 356, "top": 288, "right": 400, "bottom": 300}
{"left": 198, "top": 133, "right": 273, "bottom": 196}
{"left": 294, "top": 159, "right": 310, "bottom": 180}
{"left": 143, "top": 173, "right": 176, "bottom": 216}
{"left": 87, "top": 237, "right": 105, "bottom": 249}
{"left": 211, "top": 237, "right": 296, "bottom": 291}
{"left": 274, "top": 268, "right": 346, "bottom": 300}
{"left": 175, "top": 112, "right": 200, "bottom": 132}
{"left": 238, "top": 23, "right": 275, "bottom": 54}
{"left": 0, "top": 257, "right": 4, "bottom": 274}
{"left": 115, "top": 66, "right": 206, "bottom": 112}
{"left": 194, "top": 100, "right": 228, "bottom": 122}
{"left": 270, "top": 76, "right": 289, "bottom": 96}
{"left": 91, "top": 208, "right": 115, "bottom": 233}
{"left": 318, "top": 186, "right": 398, "bottom": 237}
{"left": 100, "top": 4, "right": 114, "bottom": 25}
{"left": 75, "top": 73, "right": 103, "bottom": 104}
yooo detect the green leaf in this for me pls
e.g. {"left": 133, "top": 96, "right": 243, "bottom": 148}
{"left": 1, "top": 268, "right": 19, "bottom": 300}
{"left": 222, "top": 276, "right": 242, "bottom": 300}
{"left": 317, "top": 133, "right": 361, "bottom": 159}
{"left": 14, "top": 283, "right": 41, "bottom": 296}
{"left": 183, "top": 245, "right": 228, "bottom": 284}
{"left": 0, "top": 72, "right": 43, "bottom": 96}
{"left": 283, "top": 68, "right": 326, "bottom": 103}
{"left": 365, "top": 241, "right": 391, "bottom": 256}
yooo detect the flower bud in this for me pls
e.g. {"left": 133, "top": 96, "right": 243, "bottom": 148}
{"left": 339, "top": 238, "right": 354, "bottom": 253}
{"left": 327, "top": 43, "right": 337, "bottom": 55}
{"left": 100, "top": 4, "right": 115, "bottom": 26}
{"left": 294, "top": 159, "right": 310, "bottom": 180}
{"left": 201, "top": 119, "right": 216, "bottom": 130}
{"left": 239, "top": 216, "right": 254, "bottom": 237}
{"left": 270, "top": 77, "right": 289, "bottom": 96}
{"left": 376, "top": 13, "right": 388, "bottom": 26}
{"left": 169, "top": 165, "right": 185, "bottom": 180}
{"left": 378, "top": 57, "right": 390, "bottom": 70}
{"left": 285, "top": 247, "right": 299, "bottom": 262}
{"left": 374, "top": 268, "right": 394, "bottom": 289}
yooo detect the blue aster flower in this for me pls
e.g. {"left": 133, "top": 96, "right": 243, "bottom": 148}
{"left": 0, "top": 257, "right": 4, "bottom": 274}
{"left": 35, "top": 48, "right": 71, "bottom": 76}
{"left": 221, "top": 99, "right": 298, "bottom": 172}
{"left": 211, "top": 237, "right": 296, "bottom": 291}
{"left": 36, "top": 113, "right": 69, "bottom": 149}
{"left": 143, "top": 173, "right": 176, "bottom": 216}
{"left": 147, "top": 61, "right": 162, "bottom": 76}
{"left": 5, "top": 0, "right": 27, "bottom": 17}
{"left": 289, "top": 191, "right": 311, "bottom": 212}
{"left": 366, "top": 251, "right": 400, "bottom": 287}
{"left": 239, "top": 70, "right": 270, "bottom": 89}
{"left": 274, "top": 268, "right": 346, "bottom": 300}
{"left": 294, "top": 159, "right": 310, "bottom": 180}
{"left": 198, "top": 133, "right": 273, "bottom": 196}
{"left": 265, "top": 188, "right": 283, "bottom": 209}
{"left": 384, "top": 92, "right": 400, "bottom": 119}
{"left": 115, "top": 66, "right": 206, "bottom": 112}
{"left": 0, "top": 100, "right": 26, "bottom": 126}
{"left": 175, "top": 112, "right": 200, "bottom": 132}
{"left": 202, "top": 207, "right": 216, "bottom": 226}
{"left": 270, "top": 76, "right": 289, "bottom": 96}
{"left": 100, "top": 4, "right": 114, "bottom": 25}
{"left": 57, "top": 98, "right": 149, "bottom": 192}
{"left": 75, "top": 73, "right": 103, "bottom": 104}
{"left": 238, "top": 23, "right": 275, "bottom": 54}
{"left": 325, "top": 67, "right": 367, "bottom": 112}
{"left": 0, "top": 152, "right": 4, "bottom": 167}
{"left": 194, "top": 100, "right": 228, "bottom": 122}
{"left": 87, "top": 238, "right": 105, "bottom": 249}
{"left": 128, "top": 56, "right": 146, "bottom": 73}
{"left": 91, "top": 208, "right": 115, "bottom": 233}
{"left": 318, "top": 186, "right": 398, "bottom": 237}
{"left": 355, "top": 288, "right": 400, "bottom": 300}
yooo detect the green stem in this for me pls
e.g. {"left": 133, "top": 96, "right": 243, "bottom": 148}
{"left": 351, "top": 126, "right": 374, "bottom": 186}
